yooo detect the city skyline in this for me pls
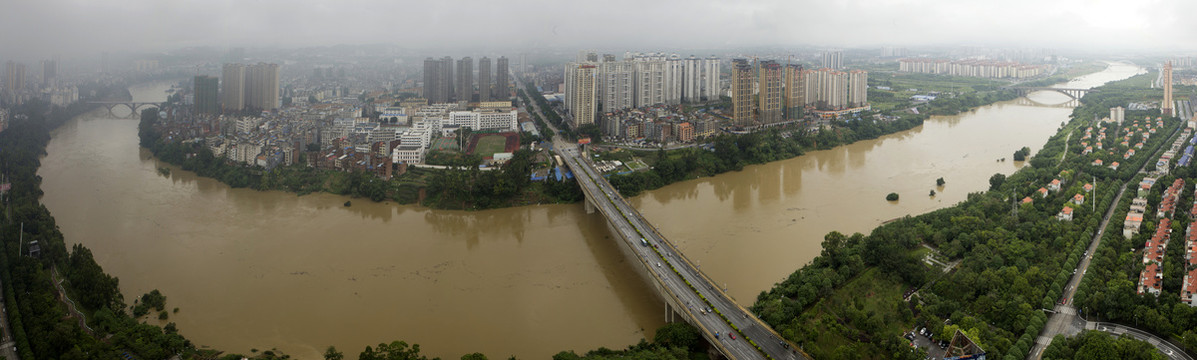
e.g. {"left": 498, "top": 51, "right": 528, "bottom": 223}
{"left": 2, "top": 0, "right": 1196, "bottom": 59}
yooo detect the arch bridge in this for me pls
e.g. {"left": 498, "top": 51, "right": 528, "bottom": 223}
{"left": 89, "top": 101, "right": 160, "bottom": 118}
{"left": 1006, "top": 87, "right": 1098, "bottom": 100}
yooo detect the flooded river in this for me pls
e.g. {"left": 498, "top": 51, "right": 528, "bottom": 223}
{"left": 38, "top": 62, "right": 1142, "bottom": 359}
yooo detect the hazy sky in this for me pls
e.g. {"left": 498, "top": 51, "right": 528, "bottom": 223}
{"left": 2, "top": 0, "right": 1194, "bottom": 59}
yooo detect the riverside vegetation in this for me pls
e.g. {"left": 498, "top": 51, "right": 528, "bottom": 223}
{"left": 749, "top": 72, "right": 1182, "bottom": 360}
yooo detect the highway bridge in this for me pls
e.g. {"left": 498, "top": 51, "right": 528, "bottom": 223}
{"left": 554, "top": 139, "right": 808, "bottom": 360}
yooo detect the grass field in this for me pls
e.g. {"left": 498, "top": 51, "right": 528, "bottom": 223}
{"left": 474, "top": 134, "right": 509, "bottom": 158}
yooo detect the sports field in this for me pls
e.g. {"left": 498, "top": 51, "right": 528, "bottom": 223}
{"left": 474, "top": 135, "right": 508, "bottom": 158}
{"left": 466, "top": 132, "right": 520, "bottom": 159}
{"left": 429, "top": 138, "right": 459, "bottom": 152}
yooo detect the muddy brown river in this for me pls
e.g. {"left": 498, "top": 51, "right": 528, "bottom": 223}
{"left": 38, "top": 62, "right": 1142, "bottom": 359}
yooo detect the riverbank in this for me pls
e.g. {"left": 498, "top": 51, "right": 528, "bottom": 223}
{"left": 0, "top": 84, "right": 221, "bottom": 359}
{"left": 749, "top": 69, "right": 1180, "bottom": 359}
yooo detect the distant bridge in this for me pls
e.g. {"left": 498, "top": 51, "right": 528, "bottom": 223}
{"left": 1006, "top": 87, "right": 1098, "bottom": 100}
{"left": 89, "top": 101, "right": 159, "bottom": 118}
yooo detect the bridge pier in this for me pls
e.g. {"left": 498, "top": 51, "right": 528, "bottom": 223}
{"left": 584, "top": 197, "right": 595, "bottom": 214}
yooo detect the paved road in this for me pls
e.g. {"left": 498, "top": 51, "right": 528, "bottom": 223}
{"left": 1029, "top": 120, "right": 1189, "bottom": 360}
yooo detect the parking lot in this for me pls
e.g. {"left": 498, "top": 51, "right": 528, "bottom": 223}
{"left": 906, "top": 328, "right": 946, "bottom": 359}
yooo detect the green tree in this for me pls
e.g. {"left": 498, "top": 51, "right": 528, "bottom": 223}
{"left": 358, "top": 341, "right": 435, "bottom": 360}
{"left": 325, "top": 346, "right": 345, "bottom": 360}
{"left": 460, "top": 353, "right": 487, "bottom": 360}
{"left": 989, "top": 173, "right": 1006, "bottom": 190}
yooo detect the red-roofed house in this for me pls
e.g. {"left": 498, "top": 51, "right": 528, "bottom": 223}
{"left": 1038, "top": 187, "right": 1049, "bottom": 198}
{"left": 1140, "top": 262, "right": 1162, "bottom": 296}
{"left": 1048, "top": 179, "right": 1062, "bottom": 192}
{"left": 1072, "top": 194, "right": 1085, "bottom": 205}
{"left": 1058, "top": 206, "right": 1074, "bottom": 221}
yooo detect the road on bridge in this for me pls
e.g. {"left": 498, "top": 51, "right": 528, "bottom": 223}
{"left": 554, "top": 140, "right": 807, "bottom": 360}
{"left": 518, "top": 74, "right": 806, "bottom": 359}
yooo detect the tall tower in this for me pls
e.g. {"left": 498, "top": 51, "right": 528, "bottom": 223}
{"left": 221, "top": 63, "right": 245, "bottom": 112}
{"left": 456, "top": 57, "right": 473, "bottom": 103}
{"left": 758, "top": 60, "right": 783, "bottom": 124}
{"left": 569, "top": 64, "right": 598, "bottom": 127}
{"left": 423, "top": 57, "right": 442, "bottom": 104}
{"left": 784, "top": 64, "right": 804, "bottom": 120}
{"left": 495, "top": 56, "right": 510, "bottom": 100}
{"left": 730, "top": 59, "right": 755, "bottom": 126}
{"left": 1163, "top": 61, "right": 1174, "bottom": 116}
{"left": 194, "top": 75, "right": 220, "bottom": 115}
{"left": 848, "top": 70, "right": 868, "bottom": 108}
{"left": 478, "top": 57, "right": 492, "bottom": 102}
{"left": 4, "top": 61, "right": 25, "bottom": 98}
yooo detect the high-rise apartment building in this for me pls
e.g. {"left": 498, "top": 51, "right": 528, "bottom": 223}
{"left": 702, "top": 56, "right": 720, "bottom": 101}
{"left": 423, "top": 58, "right": 443, "bottom": 104}
{"left": 478, "top": 57, "right": 492, "bottom": 102}
{"left": 822, "top": 50, "right": 843, "bottom": 70}
{"left": 758, "top": 61, "right": 783, "bottom": 124}
{"left": 598, "top": 58, "right": 635, "bottom": 111}
{"left": 4, "top": 60, "right": 24, "bottom": 93}
{"left": 1111, "top": 106, "right": 1125, "bottom": 124}
{"left": 784, "top": 64, "right": 805, "bottom": 120}
{"left": 247, "top": 63, "right": 280, "bottom": 110}
{"left": 804, "top": 69, "right": 823, "bottom": 106}
{"left": 221, "top": 63, "right": 245, "bottom": 112}
{"left": 848, "top": 70, "right": 868, "bottom": 107}
{"left": 456, "top": 57, "right": 473, "bottom": 103}
{"left": 41, "top": 60, "right": 57, "bottom": 88}
{"left": 664, "top": 55, "right": 684, "bottom": 105}
{"left": 194, "top": 75, "right": 220, "bottom": 115}
{"left": 440, "top": 56, "right": 454, "bottom": 102}
{"left": 730, "top": 59, "right": 755, "bottom": 126}
{"left": 1163, "top": 61, "right": 1173, "bottom": 116}
{"left": 812, "top": 68, "right": 848, "bottom": 110}
{"left": 631, "top": 53, "right": 666, "bottom": 108}
{"left": 568, "top": 64, "right": 598, "bottom": 127}
{"left": 495, "top": 56, "right": 509, "bottom": 100}
{"left": 683, "top": 56, "right": 702, "bottom": 103}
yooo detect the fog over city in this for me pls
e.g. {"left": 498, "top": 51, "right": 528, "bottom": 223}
{"left": 3, "top": 0, "right": 1195, "bottom": 58}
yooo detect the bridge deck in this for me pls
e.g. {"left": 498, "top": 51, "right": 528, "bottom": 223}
{"left": 556, "top": 142, "right": 808, "bottom": 360}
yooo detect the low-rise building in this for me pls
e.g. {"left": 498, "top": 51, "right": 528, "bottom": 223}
{"left": 1058, "top": 206, "right": 1073, "bottom": 221}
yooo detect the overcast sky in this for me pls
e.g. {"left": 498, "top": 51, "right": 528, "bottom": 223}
{"left": 2, "top": 0, "right": 1195, "bottom": 59}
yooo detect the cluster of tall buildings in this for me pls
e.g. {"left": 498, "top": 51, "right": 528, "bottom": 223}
{"left": 221, "top": 63, "right": 281, "bottom": 113}
{"left": 898, "top": 58, "right": 1045, "bottom": 79}
{"left": 728, "top": 59, "right": 868, "bottom": 127}
{"left": 563, "top": 51, "right": 720, "bottom": 127}
{"left": 4, "top": 60, "right": 74, "bottom": 107}
{"left": 422, "top": 56, "right": 510, "bottom": 105}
